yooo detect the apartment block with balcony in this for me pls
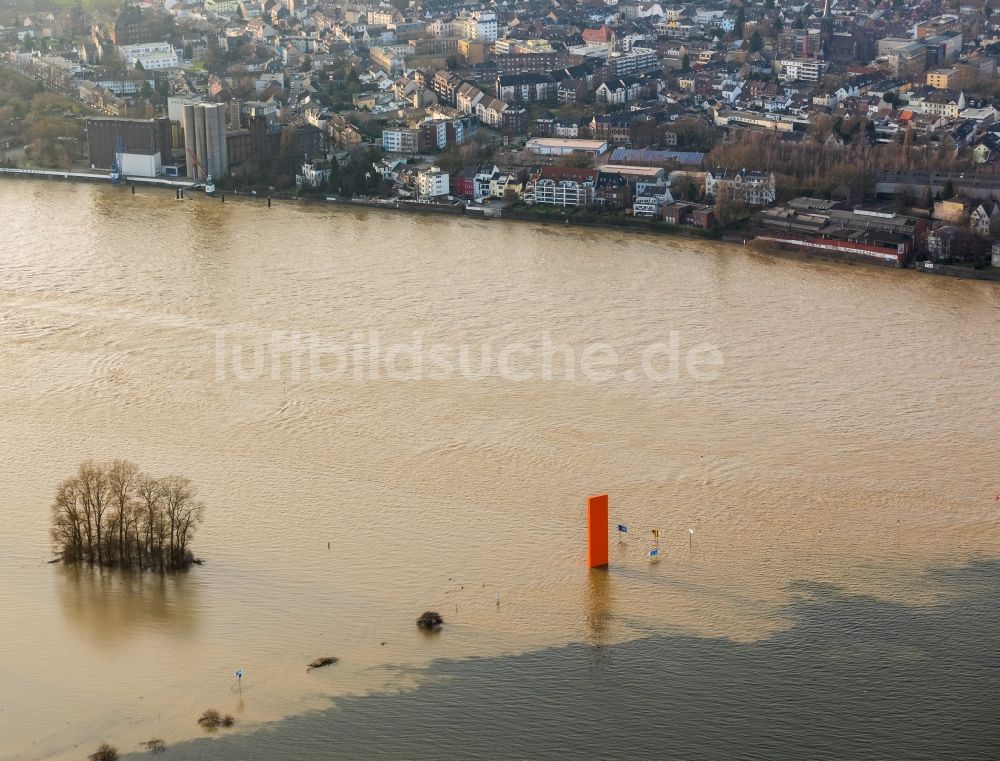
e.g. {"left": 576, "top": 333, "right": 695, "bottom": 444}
{"left": 523, "top": 167, "right": 599, "bottom": 207}
{"left": 776, "top": 58, "right": 829, "bottom": 83}
{"left": 382, "top": 127, "right": 420, "bottom": 154}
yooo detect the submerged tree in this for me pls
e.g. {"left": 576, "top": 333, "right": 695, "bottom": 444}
{"left": 51, "top": 461, "right": 203, "bottom": 571}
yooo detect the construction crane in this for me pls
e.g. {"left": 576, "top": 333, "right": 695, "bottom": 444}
{"left": 184, "top": 148, "right": 215, "bottom": 194}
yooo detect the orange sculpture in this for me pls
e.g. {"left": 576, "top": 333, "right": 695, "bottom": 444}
{"left": 587, "top": 493, "right": 609, "bottom": 568}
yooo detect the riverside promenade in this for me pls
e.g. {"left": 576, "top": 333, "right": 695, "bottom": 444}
{"left": 0, "top": 166, "right": 200, "bottom": 189}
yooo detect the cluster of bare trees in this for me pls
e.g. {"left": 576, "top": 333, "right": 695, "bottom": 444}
{"left": 707, "top": 127, "right": 977, "bottom": 205}
{"left": 51, "top": 461, "right": 204, "bottom": 571}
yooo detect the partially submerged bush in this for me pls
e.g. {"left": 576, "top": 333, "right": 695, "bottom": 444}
{"left": 416, "top": 610, "right": 443, "bottom": 631}
{"left": 307, "top": 656, "right": 339, "bottom": 671}
{"left": 198, "top": 708, "right": 236, "bottom": 730}
{"left": 89, "top": 744, "right": 119, "bottom": 761}
{"left": 141, "top": 739, "right": 166, "bottom": 754}
{"left": 198, "top": 708, "right": 222, "bottom": 729}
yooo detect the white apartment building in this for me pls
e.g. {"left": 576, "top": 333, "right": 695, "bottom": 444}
{"left": 95, "top": 78, "right": 154, "bottom": 96}
{"left": 524, "top": 168, "right": 599, "bottom": 207}
{"left": 609, "top": 48, "right": 658, "bottom": 75}
{"left": 455, "top": 10, "right": 497, "bottom": 42}
{"left": 120, "top": 42, "right": 179, "bottom": 70}
{"left": 381, "top": 127, "right": 419, "bottom": 154}
{"left": 776, "top": 58, "right": 829, "bottom": 83}
{"left": 417, "top": 166, "right": 450, "bottom": 198}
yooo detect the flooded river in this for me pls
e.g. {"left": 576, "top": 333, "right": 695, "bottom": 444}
{"left": 0, "top": 179, "right": 998, "bottom": 760}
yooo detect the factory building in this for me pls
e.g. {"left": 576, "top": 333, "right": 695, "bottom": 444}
{"left": 86, "top": 117, "right": 172, "bottom": 177}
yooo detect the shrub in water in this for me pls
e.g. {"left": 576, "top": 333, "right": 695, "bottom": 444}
{"left": 416, "top": 611, "right": 444, "bottom": 631}
{"left": 88, "top": 744, "right": 119, "bottom": 761}
{"left": 198, "top": 709, "right": 223, "bottom": 729}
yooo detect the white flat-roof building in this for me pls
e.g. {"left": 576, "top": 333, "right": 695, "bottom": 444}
{"left": 525, "top": 137, "right": 609, "bottom": 156}
{"left": 776, "top": 58, "right": 828, "bottom": 83}
{"left": 418, "top": 166, "right": 450, "bottom": 198}
{"left": 121, "top": 42, "right": 179, "bottom": 71}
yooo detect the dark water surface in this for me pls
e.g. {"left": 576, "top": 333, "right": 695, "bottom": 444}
{"left": 132, "top": 561, "right": 1000, "bottom": 761}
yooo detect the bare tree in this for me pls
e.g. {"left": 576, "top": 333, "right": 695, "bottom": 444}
{"left": 161, "top": 477, "right": 203, "bottom": 568}
{"left": 78, "top": 461, "right": 110, "bottom": 566}
{"left": 51, "top": 477, "right": 84, "bottom": 562}
{"left": 108, "top": 460, "right": 139, "bottom": 567}
{"left": 50, "top": 463, "right": 204, "bottom": 571}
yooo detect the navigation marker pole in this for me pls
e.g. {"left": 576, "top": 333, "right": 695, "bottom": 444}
{"left": 235, "top": 669, "right": 243, "bottom": 694}
{"left": 689, "top": 528, "right": 694, "bottom": 550}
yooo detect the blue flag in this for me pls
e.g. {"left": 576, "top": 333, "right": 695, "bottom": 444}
{"left": 617, "top": 524, "right": 628, "bottom": 533}
{"left": 648, "top": 548, "right": 660, "bottom": 558}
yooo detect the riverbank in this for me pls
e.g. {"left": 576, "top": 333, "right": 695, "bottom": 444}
{"left": 3, "top": 170, "right": 997, "bottom": 281}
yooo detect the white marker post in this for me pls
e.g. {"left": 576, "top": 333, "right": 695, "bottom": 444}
{"left": 689, "top": 528, "right": 694, "bottom": 549}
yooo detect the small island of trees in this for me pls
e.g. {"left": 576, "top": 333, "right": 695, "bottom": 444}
{"left": 51, "top": 460, "right": 204, "bottom": 571}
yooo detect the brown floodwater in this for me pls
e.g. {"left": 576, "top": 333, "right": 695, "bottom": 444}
{"left": 0, "top": 179, "right": 998, "bottom": 760}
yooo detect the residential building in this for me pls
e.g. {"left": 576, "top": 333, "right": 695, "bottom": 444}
{"left": 524, "top": 167, "right": 599, "bottom": 207}
{"left": 776, "top": 59, "right": 830, "bottom": 83}
{"left": 112, "top": 9, "right": 160, "bottom": 46}
{"left": 417, "top": 166, "right": 450, "bottom": 198}
{"left": 417, "top": 120, "right": 447, "bottom": 151}
{"left": 497, "top": 73, "right": 554, "bottom": 103}
{"left": 926, "top": 68, "right": 957, "bottom": 89}
{"left": 473, "top": 164, "right": 499, "bottom": 200}
{"left": 595, "top": 77, "right": 643, "bottom": 105}
{"left": 370, "top": 45, "right": 412, "bottom": 76}
{"left": 382, "top": 127, "right": 420, "bottom": 154}
{"left": 633, "top": 183, "right": 674, "bottom": 217}
{"left": 120, "top": 42, "right": 179, "bottom": 71}
{"left": 455, "top": 10, "right": 497, "bottom": 42}
{"left": 296, "top": 160, "right": 330, "bottom": 188}
{"left": 706, "top": 168, "right": 776, "bottom": 206}
{"left": 456, "top": 82, "right": 485, "bottom": 115}
{"left": 970, "top": 203, "right": 990, "bottom": 236}
{"left": 607, "top": 48, "right": 658, "bottom": 75}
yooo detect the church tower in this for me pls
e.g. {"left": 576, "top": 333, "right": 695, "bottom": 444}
{"left": 820, "top": 0, "right": 834, "bottom": 58}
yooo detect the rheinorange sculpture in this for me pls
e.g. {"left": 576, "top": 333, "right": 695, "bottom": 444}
{"left": 587, "top": 493, "right": 609, "bottom": 568}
